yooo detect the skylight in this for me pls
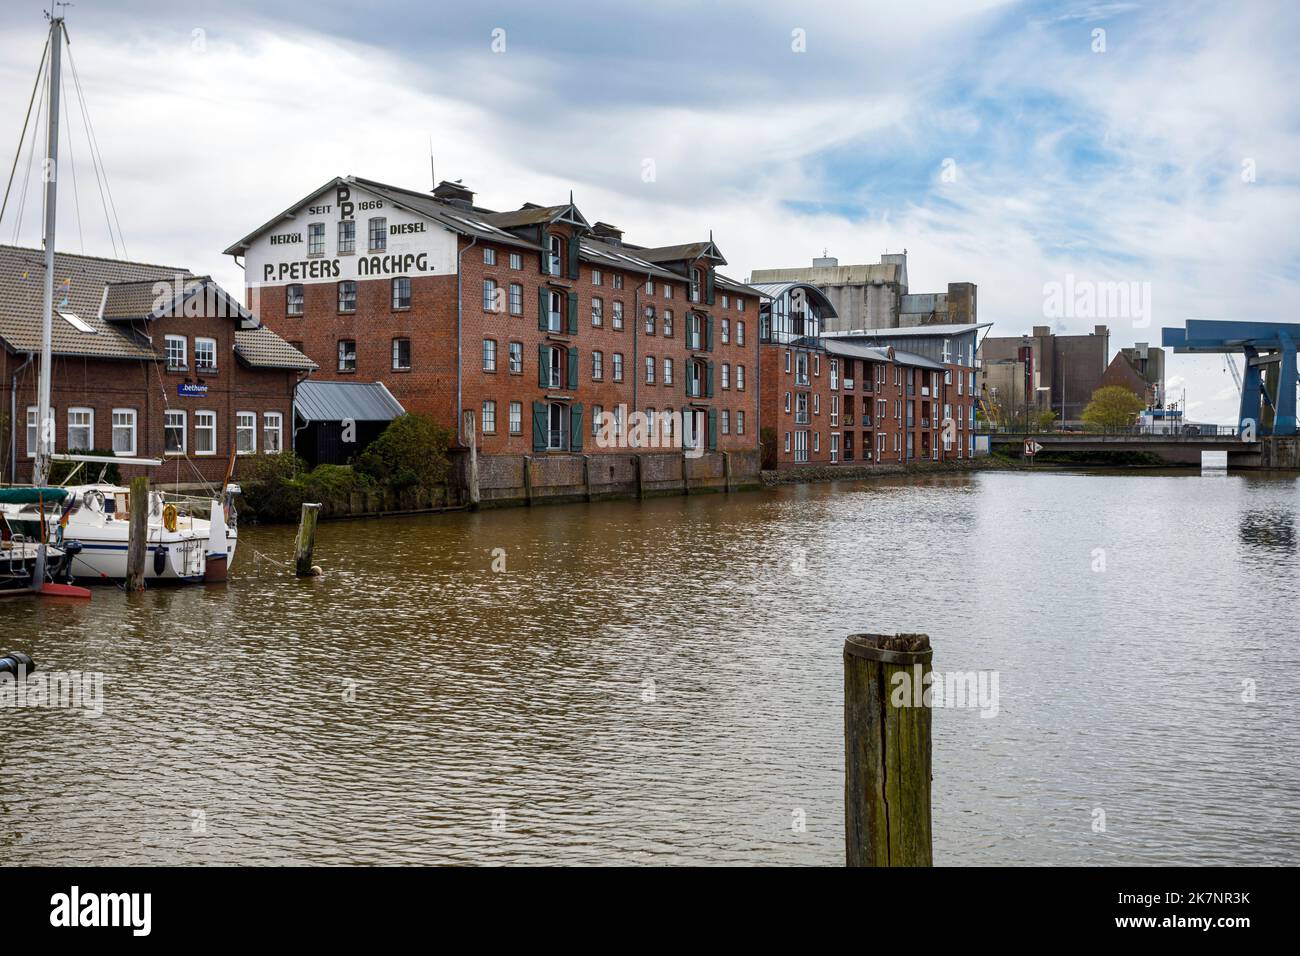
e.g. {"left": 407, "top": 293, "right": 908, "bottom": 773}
{"left": 58, "top": 311, "right": 96, "bottom": 334}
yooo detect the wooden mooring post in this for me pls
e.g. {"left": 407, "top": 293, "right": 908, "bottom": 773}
{"left": 124, "top": 476, "right": 149, "bottom": 591}
{"left": 844, "top": 632, "right": 933, "bottom": 866}
{"left": 294, "top": 502, "right": 322, "bottom": 577}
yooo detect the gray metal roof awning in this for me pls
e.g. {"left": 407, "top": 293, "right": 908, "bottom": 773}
{"left": 294, "top": 380, "right": 405, "bottom": 423}
{"left": 821, "top": 338, "right": 945, "bottom": 370}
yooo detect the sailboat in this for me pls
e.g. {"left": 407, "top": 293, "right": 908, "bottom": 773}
{"left": 0, "top": 13, "right": 89, "bottom": 598}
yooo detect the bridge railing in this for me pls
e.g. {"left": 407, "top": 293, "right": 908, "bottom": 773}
{"left": 980, "top": 424, "right": 1239, "bottom": 438}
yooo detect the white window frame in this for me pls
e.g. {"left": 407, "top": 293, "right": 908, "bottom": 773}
{"left": 111, "top": 408, "right": 137, "bottom": 457}
{"left": 263, "top": 412, "right": 283, "bottom": 454}
{"left": 165, "top": 334, "right": 188, "bottom": 370}
{"left": 67, "top": 406, "right": 93, "bottom": 451}
{"left": 25, "top": 405, "right": 38, "bottom": 457}
{"left": 164, "top": 408, "right": 186, "bottom": 456}
{"left": 195, "top": 411, "right": 217, "bottom": 456}
{"left": 195, "top": 336, "right": 218, "bottom": 371}
{"left": 235, "top": 411, "right": 256, "bottom": 455}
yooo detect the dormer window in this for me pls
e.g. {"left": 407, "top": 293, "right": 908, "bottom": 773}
{"left": 548, "top": 235, "right": 562, "bottom": 276}
{"left": 690, "top": 269, "right": 701, "bottom": 303}
{"left": 164, "top": 335, "right": 187, "bottom": 370}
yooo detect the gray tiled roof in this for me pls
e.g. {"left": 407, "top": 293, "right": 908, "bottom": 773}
{"left": 234, "top": 326, "right": 317, "bottom": 371}
{"left": 101, "top": 276, "right": 212, "bottom": 320}
{"left": 0, "top": 244, "right": 184, "bottom": 360}
{"left": 0, "top": 244, "right": 313, "bottom": 372}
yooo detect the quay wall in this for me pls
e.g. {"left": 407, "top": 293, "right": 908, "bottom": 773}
{"left": 464, "top": 449, "right": 762, "bottom": 506}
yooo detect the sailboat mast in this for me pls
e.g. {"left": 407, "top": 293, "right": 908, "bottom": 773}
{"left": 34, "top": 14, "right": 63, "bottom": 487}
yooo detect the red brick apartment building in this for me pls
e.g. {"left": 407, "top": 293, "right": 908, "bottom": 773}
{"left": 225, "top": 176, "right": 762, "bottom": 460}
{"left": 0, "top": 244, "right": 315, "bottom": 485}
{"left": 752, "top": 280, "right": 988, "bottom": 468}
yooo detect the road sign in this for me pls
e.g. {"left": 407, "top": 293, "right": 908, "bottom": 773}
{"left": 1024, "top": 440, "right": 1043, "bottom": 457}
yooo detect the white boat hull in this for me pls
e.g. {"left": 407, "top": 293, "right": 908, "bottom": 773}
{"left": 2, "top": 485, "right": 238, "bottom": 584}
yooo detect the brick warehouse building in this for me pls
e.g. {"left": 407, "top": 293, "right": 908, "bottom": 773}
{"left": 752, "top": 279, "right": 988, "bottom": 468}
{"left": 225, "top": 176, "right": 763, "bottom": 496}
{"left": 0, "top": 244, "right": 315, "bottom": 485}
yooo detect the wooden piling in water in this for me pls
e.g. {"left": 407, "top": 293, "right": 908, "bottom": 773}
{"left": 294, "top": 502, "right": 322, "bottom": 577}
{"left": 124, "top": 476, "right": 149, "bottom": 591}
{"left": 844, "top": 632, "right": 933, "bottom": 867}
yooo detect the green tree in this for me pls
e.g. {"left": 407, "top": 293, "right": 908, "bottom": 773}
{"left": 1036, "top": 409, "right": 1058, "bottom": 431}
{"left": 1082, "top": 386, "right": 1146, "bottom": 430}
{"left": 354, "top": 414, "right": 452, "bottom": 491}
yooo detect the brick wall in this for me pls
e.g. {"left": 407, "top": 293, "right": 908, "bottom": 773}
{"left": 759, "top": 344, "right": 977, "bottom": 469}
{"left": 2, "top": 311, "right": 298, "bottom": 485}
{"left": 251, "top": 225, "right": 762, "bottom": 459}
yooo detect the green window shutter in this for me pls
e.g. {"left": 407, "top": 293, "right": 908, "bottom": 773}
{"left": 567, "top": 347, "right": 579, "bottom": 390}
{"left": 537, "top": 287, "right": 549, "bottom": 331}
{"left": 539, "top": 230, "right": 551, "bottom": 274}
{"left": 532, "top": 401, "right": 547, "bottom": 451}
{"left": 706, "top": 269, "right": 715, "bottom": 305}
{"left": 707, "top": 407, "right": 718, "bottom": 450}
{"left": 569, "top": 403, "right": 584, "bottom": 452}
{"left": 706, "top": 361, "right": 715, "bottom": 397}
{"left": 705, "top": 314, "right": 714, "bottom": 352}
{"left": 567, "top": 236, "right": 580, "bottom": 279}
{"left": 685, "top": 363, "right": 692, "bottom": 398}
{"left": 567, "top": 292, "right": 579, "bottom": 335}
{"left": 538, "top": 344, "right": 549, "bottom": 388}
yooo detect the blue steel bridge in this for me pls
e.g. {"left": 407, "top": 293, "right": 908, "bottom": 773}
{"left": 1162, "top": 319, "right": 1299, "bottom": 437}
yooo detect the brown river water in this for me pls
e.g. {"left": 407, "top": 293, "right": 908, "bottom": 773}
{"left": 2, "top": 470, "right": 1298, "bottom": 865}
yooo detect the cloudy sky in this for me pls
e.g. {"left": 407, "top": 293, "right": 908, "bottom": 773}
{"left": 2, "top": 0, "right": 1297, "bottom": 423}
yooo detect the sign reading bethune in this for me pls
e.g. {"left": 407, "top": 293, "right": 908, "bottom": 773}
{"left": 243, "top": 182, "right": 457, "bottom": 287}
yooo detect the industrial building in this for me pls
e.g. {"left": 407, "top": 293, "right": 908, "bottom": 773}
{"left": 750, "top": 251, "right": 977, "bottom": 333}
{"left": 978, "top": 325, "right": 1110, "bottom": 424}
{"left": 225, "top": 176, "right": 764, "bottom": 500}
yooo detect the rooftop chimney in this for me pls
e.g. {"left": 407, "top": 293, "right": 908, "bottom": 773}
{"left": 432, "top": 180, "right": 475, "bottom": 209}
